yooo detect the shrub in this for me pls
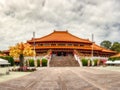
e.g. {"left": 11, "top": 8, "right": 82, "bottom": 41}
{"left": 29, "top": 59, "right": 34, "bottom": 67}
{"left": 108, "top": 57, "right": 120, "bottom": 61}
{"left": 37, "top": 59, "right": 40, "bottom": 66}
{"left": 8, "top": 56, "right": 14, "bottom": 66}
{"left": 42, "top": 58, "right": 47, "bottom": 66}
{"left": 93, "top": 59, "right": 98, "bottom": 66}
{"left": 81, "top": 58, "right": 88, "bottom": 66}
{"left": 27, "top": 59, "right": 41, "bottom": 67}
{"left": 81, "top": 58, "right": 99, "bottom": 66}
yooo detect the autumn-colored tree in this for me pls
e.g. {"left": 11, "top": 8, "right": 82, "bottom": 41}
{"left": 9, "top": 42, "right": 35, "bottom": 67}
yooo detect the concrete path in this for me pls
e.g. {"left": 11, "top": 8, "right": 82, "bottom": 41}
{"left": 0, "top": 67, "right": 120, "bottom": 90}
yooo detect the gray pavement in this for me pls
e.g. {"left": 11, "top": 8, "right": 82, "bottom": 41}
{"left": 0, "top": 67, "right": 120, "bottom": 90}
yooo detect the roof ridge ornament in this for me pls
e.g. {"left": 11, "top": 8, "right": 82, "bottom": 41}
{"left": 53, "top": 30, "right": 68, "bottom": 33}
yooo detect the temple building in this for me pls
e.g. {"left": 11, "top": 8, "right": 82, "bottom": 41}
{"left": 27, "top": 30, "right": 116, "bottom": 57}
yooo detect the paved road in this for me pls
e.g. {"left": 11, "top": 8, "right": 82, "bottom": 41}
{"left": 0, "top": 67, "right": 120, "bottom": 90}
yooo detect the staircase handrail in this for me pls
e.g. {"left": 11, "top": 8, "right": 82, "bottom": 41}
{"left": 74, "top": 54, "right": 82, "bottom": 67}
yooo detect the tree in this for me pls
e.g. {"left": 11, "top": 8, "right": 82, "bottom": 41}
{"left": 0, "top": 51, "right": 4, "bottom": 54}
{"left": 100, "top": 40, "right": 112, "bottom": 49}
{"left": 9, "top": 42, "right": 35, "bottom": 67}
{"left": 111, "top": 42, "right": 120, "bottom": 52}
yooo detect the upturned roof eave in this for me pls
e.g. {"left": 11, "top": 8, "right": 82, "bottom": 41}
{"left": 27, "top": 40, "right": 92, "bottom": 44}
{"left": 27, "top": 30, "right": 92, "bottom": 44}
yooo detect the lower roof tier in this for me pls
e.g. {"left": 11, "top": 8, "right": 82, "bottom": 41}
{"left": 34, "top": 46, "right": 116, "bottom": 54}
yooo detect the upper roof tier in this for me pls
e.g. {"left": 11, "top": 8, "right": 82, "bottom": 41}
{"left": 27, "top": 30, "right": 92, "bottom": 43}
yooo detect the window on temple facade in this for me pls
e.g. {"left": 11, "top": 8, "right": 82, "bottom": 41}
{"left": 58, "top": 43, "right": 65, "bottom": 46}
{"left": 67, "top": 44, "right": 72, "bottom": 46}
{"left": 44, "top": 44, "right": 50, "bottom": 46}
{"left": 74, "top": 44, "right": 78, "bottom": 46}
{"left": 38, "top": 44, "right": 43, "bottom": 46}
{"left": 80, "top": 44, "right": 84, "bottom": 46}
{"left": 51, "top": 44, "right": 56, "bottom": 46}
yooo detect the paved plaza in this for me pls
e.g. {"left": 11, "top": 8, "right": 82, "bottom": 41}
{"left": 0, "top": 67, "right": 120, "bottom": 90}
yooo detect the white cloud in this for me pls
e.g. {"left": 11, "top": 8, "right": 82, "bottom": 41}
{"left": 0, "top": 0, "right": 120, "bottom": 50}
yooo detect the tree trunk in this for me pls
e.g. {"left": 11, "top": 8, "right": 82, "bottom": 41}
{"left": 19, "top": 54, "right": 24, "bottom": 67}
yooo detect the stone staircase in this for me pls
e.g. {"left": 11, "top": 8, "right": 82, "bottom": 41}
{"left": 50, "top": 55, "right": 79, "bottom": 67}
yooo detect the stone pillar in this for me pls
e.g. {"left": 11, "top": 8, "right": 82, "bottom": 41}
{"left": 27, "top": 59, "right": 29, "bottom": 67}
{"left": 40, "top": 59, "right": 42, "bottom": 67}
{"left": 87, "top": 60, "right": 90, "bottom": 67}
{"left": 91, "top": 60, "right": 94, "bottom": 66}
{"left": 97, "top": 60, "right": 100, "bottom": 66}
{"left": 34, "top": 60, "right": 37, "bottom": 67}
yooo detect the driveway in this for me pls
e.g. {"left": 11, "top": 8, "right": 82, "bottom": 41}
{"left": 0, "top": 67, "right": 120, "bottom": 90}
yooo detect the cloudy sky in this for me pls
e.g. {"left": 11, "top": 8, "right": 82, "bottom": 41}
{"left": 0, "top": 0, "right": 120, "bottom": 50}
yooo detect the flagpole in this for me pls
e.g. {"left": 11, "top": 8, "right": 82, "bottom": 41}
{"left": 33, "top": 32, "right": 36, "bottom": 67}
{"left": 92, "top": 34, "right": 93, "bottom": 58}
{"left": 91, "top": 34, "right": 94, "bottom": 66}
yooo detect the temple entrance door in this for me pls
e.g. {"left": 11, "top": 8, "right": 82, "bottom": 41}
{"left": 57, "top": 52, "right": 66, "bottom": 56}
{"left": 57, "top": 52, "right": 62, "bottom": 56}
{"left": 63, "top": 52, "right": 66, "bottom": 56}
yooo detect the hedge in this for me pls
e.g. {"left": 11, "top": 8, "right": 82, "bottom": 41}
{"left": 81, "top": 58, "right": 88, "bottom": 66}
{"left": 81, "top": 58, "right": 98, "bottom": 66}
{"left": 42, "top": 58, "right": 47, "bottom": 66}
{"left": 27, "top": 58, "right": 47, "bottom": 67}
{"left": 29, "top": 59, "right": 34, "bottom": 67}
{"left": 108, "top": 57, "right": 120, "bottom": 61}
{"left": 93, "top": 59, "right": 98, "bottom": 66}
{"left": 37, "top": 59, "right": 40, "bottom": 66}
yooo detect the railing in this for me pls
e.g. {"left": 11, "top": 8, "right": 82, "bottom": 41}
{"left": 35, "top": 46, "right": 91, "bottom": 49}
{"left": 41, "top": 50, "right": 52, "bottom": 67}
{"left": 74, "top": 54, "right": 82, "bottom": 67}
{"left": 80, "top": 56, "right": 108, "bottom": 60}
{"left": 47, "top": 55, "right": 52, "bottom": 67}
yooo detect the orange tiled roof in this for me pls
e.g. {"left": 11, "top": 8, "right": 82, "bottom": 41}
{"left": 91, "top": 43, "right": 102, "bottom": 51}
{"left": 110, "top": 53, "right": 120, "bottom": 57}
{"left": 27, "top": 30, "right": 116, "bottom": 54}
{"left": 0, "top": 54, "right": 5, "bottom": 56}
{"left": 3, "top": 50, "right": 9, "bottom": 53}
{"left": 35, "top": 45, "right": 114, "bottom": 52}
{"left": 35, "top": 46, "right": 92, "bottom": 50}
{"left": 28, "top": 30, "right": 91, "bottom": 43}
{"left": 102, "top": 48, "right": 116, "bottom": 53}
{"left": 92, "top": 43, "right": 116, "bottom": 53}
